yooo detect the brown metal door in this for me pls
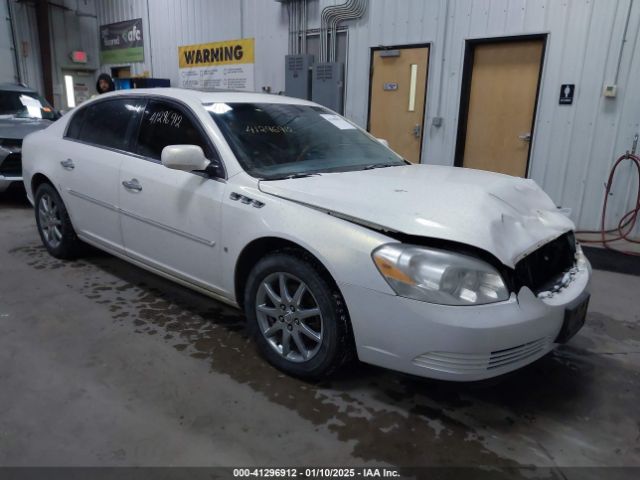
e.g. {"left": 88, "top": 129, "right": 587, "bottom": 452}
{"left": 460, "top": 39, "right": 544, "bottom": 177}
{"left": 369, "top": 46, "right": 429, "bottom": 164}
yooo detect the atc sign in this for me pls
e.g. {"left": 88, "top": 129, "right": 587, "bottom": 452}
{"left": 100, "top": 19, "right": 144, "bottom": 64}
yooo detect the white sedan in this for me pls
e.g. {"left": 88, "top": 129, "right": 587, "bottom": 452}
{"left": 21, "top": 89, "right": 591, "bottom": 381}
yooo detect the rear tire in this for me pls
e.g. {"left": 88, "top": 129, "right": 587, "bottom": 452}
{"left": 34, "top": 183, "right": 82, "bottom": 259}
{"left": 244, "top": 250, "right": 354, "bottom": 379}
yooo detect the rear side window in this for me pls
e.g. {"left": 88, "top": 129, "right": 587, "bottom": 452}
{"left": 72, "top": 99, "right": 142, "bottom": 151}
{"left": 65, "top": 108, "right": 86, "bottom": 139}
{"left": 135, "top": 100, "right": 212, "bottom": 160}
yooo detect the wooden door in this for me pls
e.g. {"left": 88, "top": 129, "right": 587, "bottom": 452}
{"left": 459, "top": 39, "right": 544, "bottom": 177}
{"left": 369, "top": 46, "right": 429, "bottom": 163}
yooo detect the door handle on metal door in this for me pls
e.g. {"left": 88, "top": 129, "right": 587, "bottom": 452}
{"left": 60, "top": 158, "right": 75, "bottom": 170}
{"left": 518, "top": 133, "right": 532, "bottom": 142}
{"left": 122, "top": 178, "right": 142, "bottom": 192}
{"left": 413, "top": 124, "right": 422, "bottom": 138}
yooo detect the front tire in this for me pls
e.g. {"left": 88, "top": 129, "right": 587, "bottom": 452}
{"left": 34, "top": 183, "right": 82, "bottom": 259}
{"left": 244, "top": 251, "right": 353, "bottom": 379}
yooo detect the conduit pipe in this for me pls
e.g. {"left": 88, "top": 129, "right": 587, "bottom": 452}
{"left": 321, "top": 0, "right": 351, "bottom": 62}
{"left": 301, "top": 0, "right": 307, "bottom": 54}
{"left": 285, "top": 0, "right": 308, "bottom": 55}
{"left": 327, "top": 0, "right": 366, "bottom": 62}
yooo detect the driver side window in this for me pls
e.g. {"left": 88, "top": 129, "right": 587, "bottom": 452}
{"left": 135, "top": 100, "right": 213, "bottom": 161}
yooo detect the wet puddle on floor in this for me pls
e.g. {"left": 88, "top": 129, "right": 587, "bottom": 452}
{"left": 10, "top": 244, "right": 640, "bottom": 473}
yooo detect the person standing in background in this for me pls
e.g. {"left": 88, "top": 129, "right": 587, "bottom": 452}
{"left": 96, "top": 73, "right": 115, "bottom": 94}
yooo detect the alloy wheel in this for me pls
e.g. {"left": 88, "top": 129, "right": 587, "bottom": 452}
{"left": 38, "top": 193, "right": 63, "bottom": 249}
{"left": 255, "top": 272, "right": 324, "bottom": 362}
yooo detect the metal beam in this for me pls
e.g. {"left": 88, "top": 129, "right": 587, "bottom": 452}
{"left": 35, "top": 0, "right": 53, "bottom": 102}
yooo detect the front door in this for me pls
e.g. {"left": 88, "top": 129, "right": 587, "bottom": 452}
{"left": 368, "top": 45, "right": 429, "bottom": 164}
{"left": 457, "top": 38, "right": 545, "bottom": 177}
{"left": 119, "top": 99, "right": 226, "bottom": 292}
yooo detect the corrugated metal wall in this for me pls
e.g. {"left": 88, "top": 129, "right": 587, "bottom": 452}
{"left": 0, "top": 0, "right": 18, "bottom": 83}
{"left": 49, "top": 0, "right": 100, "bottom": 107}
{"left": 94, "top": 0, "right": 152, "bottom": 76}
{"left": 91, "top": 0, "right": 640, "bottom": 234}
{"left": 7, "top": 0, "right": 100, "bottom": 106}
{"left": 8, "top": 0, "right": 43, "bottom": 94}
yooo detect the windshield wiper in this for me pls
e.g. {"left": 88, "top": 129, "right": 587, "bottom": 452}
{"left": 362, "top": 163, "right": 403, "bottom": 170}
{"left": 266, "top": 172, "right": 322, "bottom": 180}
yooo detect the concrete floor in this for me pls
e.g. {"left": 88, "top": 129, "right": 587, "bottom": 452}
{"left": 1, "top": 185, "right": 640, "bottom": 475}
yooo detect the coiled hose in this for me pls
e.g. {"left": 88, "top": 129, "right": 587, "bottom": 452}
{"left": 576, "top": 152, "right": 640, "bottom": 256}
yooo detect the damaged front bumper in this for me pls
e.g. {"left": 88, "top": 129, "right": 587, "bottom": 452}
{"left": 340, "top": 254, "right": 591, "bottom": 382}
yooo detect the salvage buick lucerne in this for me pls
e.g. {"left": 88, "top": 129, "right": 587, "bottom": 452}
{"left": 21, "top": 89, "right": 591, "bottom": 381}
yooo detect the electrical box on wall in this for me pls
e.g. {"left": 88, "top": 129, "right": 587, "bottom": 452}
{"left": 603, "top": 84, "right": 617, "bottom": 98}
{"left": 312, "top": 62, "right": 345, "bottom": 114}
{"left": 285, "top": 54, "right": 314, "bottom": 100}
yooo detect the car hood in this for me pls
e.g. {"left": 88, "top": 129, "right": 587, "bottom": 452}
{"left": 0, "top": 117, "right": 52, "bottom": 140}
{"left": 259, "top": 164, "right": 574, "bottom": 268}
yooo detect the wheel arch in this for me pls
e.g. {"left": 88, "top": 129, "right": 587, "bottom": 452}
{"left": 31, "top": 172, "right": 55, "bottom": 196}
{"left": 234, "top": 236, "right": 345, "bottom": 313}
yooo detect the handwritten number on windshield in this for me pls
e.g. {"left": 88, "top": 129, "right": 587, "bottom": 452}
{"left": 149, "top": 110, "right": 183, "bottom": 129}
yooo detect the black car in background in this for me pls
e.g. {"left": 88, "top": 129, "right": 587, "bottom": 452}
{"left": 0, "top": 83, "right": 60, "bottom": 193}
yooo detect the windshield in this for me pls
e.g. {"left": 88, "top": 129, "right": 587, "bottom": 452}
{"left": 0, "top": 91, "right": 59, "bottom": 121}
{"left": 206, "top": 102, "right": 404, "bottom": 179}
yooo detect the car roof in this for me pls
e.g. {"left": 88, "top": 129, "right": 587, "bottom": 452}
{"left": 0, "top": 83, "right": 37, "bottom": 93}
{"left": 96, "top": 88, "right": 318, "bottom": 107}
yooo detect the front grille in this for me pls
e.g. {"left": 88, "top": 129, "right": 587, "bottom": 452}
{"left": 0, "top": 152, "right": 22, "bottom": 177}
{"left": 412, "top": 337, "right": 552, "bottom": 374}
{"left": 514, "top": 232, "right": 576, "bottom": 294}
{"left": 488, "top": 337, "right": 551, "bottom": 369}
{"left": 0, "top": 138, "right": 23, "bottom": 150}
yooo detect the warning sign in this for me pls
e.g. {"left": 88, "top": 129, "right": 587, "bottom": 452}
{"left": 178, "top": 38, "right": 255, "bottom": 91}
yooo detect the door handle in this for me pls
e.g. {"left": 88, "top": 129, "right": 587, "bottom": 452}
{"left": 60, "top": 158, "right": 75, "bottom": 170}
{"left": 518, "top": 133, "right": 532, "bottom": 142}
{"left": 122, "top": 178, "right": 142, "bottom": 192}
{"left": 412, "top": 124, "right": 422, "bottom": 138}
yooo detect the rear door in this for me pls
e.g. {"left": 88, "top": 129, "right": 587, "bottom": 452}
{"left": 61, "top": 97, "right": 143, "bottom": 251}
{"left": 119, "top": 98, "right": 227, "bottom": 292}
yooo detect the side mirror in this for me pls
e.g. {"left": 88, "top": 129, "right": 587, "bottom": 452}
{"left": 377, "top": 138, "right": 390, "bottom": 148}
{"left": 161, "top": 145, "right": 210, "bottom": 172}
{"left": 204, "top": 160, "right": 224, "bottom": 178}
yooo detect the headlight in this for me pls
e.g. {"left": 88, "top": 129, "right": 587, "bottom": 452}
{"left": 575, "top": 241, "right": 588, "bottom": 270}
{"left": 372, "top": 244, "right": 510, "bottom": 305}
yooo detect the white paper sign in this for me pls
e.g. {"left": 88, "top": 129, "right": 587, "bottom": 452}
{"left": 320, "top": 114, "right": 356, "bottom": 130}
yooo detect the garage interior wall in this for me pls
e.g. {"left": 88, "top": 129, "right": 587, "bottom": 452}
{"left": 7, "top": 0, "right": 43, "bottom": 94}
{"left": 1, "top": 0, "right": 632, "bottom": 238}
{"left": 5, "top": 0, "right": 99, "bottom": 107}
{"left": 0, "top": 0, "right": 18, "bottom": 83}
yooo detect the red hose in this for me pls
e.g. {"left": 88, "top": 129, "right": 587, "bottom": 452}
{"left": 576, "top": 152, "right": 640, "bottom": 256}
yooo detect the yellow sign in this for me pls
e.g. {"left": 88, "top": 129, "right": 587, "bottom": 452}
{"left": 178, "top": 38, "right": 255, "bottom": 69}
